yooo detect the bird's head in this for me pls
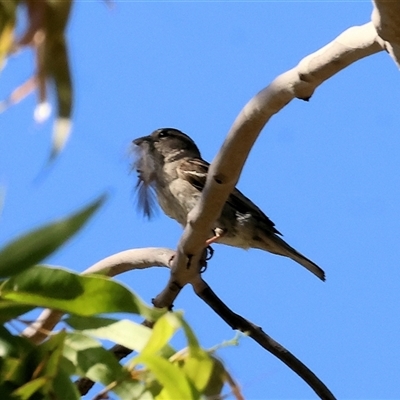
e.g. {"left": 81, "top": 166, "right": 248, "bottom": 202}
{"left": 131, "top": 128, "right": 201, "bottom": 218}
{"left": 133, "top": 128, "right": 201, "bottom": 162}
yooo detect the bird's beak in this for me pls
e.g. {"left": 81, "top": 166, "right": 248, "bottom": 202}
{"left": 133, "top": 135, "right": 150, "bottom": 146}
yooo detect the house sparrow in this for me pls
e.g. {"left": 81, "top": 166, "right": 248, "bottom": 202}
{"left": 132, "top": 128, "right": 325, "bottom": 281}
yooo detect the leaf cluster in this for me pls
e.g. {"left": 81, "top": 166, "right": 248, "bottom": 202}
{"left": 0, "top": 197, "right": 235, "bottom": 399}
{"left": 0, "top": 0, "right": 74, "bottom": 159}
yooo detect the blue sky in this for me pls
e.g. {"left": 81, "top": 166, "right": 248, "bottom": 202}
{"left": 1, "top": 2, "right": 400, "bottom": 399}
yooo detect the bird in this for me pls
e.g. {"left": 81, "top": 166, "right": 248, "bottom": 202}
{"left": 132, "top": 128, "right": 325, "bottom": 281}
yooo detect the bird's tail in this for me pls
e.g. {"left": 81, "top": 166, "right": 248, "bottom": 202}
{"left": 260, "top": 234, "right": 325, "bottom": 281}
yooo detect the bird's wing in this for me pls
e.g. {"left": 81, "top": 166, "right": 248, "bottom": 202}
{"left": 228, "top": 187, "right": 281, "bottom": 235}
{"left": 178, "top": 158, "right": 209, "bottom": 191}
{"left": 178, "top": 158, "right": 280, "bottom": 235}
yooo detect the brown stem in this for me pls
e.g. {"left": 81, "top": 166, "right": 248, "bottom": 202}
{"left": 192, "top": 279, "right": 336, "bottom": 400}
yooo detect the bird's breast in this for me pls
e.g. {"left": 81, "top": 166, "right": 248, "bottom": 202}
{"left": 155, "top": 177, "right": 200, "bottom": 227}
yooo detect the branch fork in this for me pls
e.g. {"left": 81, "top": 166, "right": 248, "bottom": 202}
{"left": 22, "top": 5, "right": 400, "bottom": 397}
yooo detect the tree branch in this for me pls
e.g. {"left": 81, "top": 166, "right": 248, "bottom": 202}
{"left": 372, "top": 0, "right": 400, "bottom": 66}
{"left": 23, "top": 9, "right": 400, "bottom": 398}
{"left": 170, "top": 22, "right": 383, "bottom": 291}
{"left": 22, "top": 248, "right": 174, "bottom": 343}
{"left": 191, "top": 276, "right": 336, "bottom": 400}
{"left": 77, "top": 260, "right": 337, "bottom": 399}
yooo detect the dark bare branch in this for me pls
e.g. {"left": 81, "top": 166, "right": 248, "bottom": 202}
{"left": 191, "top": 276, "right": 336, "bottom": 400}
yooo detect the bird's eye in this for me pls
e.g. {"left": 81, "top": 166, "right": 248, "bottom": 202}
{"left": 158, "top": 130, "right": 170, "bottom": 138}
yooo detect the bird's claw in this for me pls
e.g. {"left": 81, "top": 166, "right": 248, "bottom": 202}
{"left": 200, "top": 263, "right": 207, "bottom": 273}
{"left": 168, "top": 247, "right": 213, "bottom": 273}
{"left": 206, "top": 245, "right": 214, "bottom": 260}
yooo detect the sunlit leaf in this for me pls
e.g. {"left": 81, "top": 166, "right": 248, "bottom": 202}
{"left": 172, "top": 313, "right": 218, "bottom": 391}
{"left": 183, "top": 354, "right": 215, "bottom": 393}
{"left": 177, "top": 313, "right": 201, "bottom": 352}
{"left": 112, "top": 380, "right": 150, "bottom": 400}
{"left": 12, "top": 377, "right": 47, "bottom": 400}
{"left": 50, "top": 117, "right": 72, "bottom": 161}
{"left": 137, "top": 353, "right": 199, "bottom": 400}
{"left": 133, "top": 313, "right": 207, "bottom": 399}
{"left": 66, "top": 316, "right": 155, "bottom": 353}
{"left": 0, "top": 194, "right": 106, "bottom": 278}
{"left": 1, "top": 265, "right": 162, "bottom": 320}
{"left": 140, "top": 313, "right": 181, "bottom": 356}
{"left": 63, "top": 332, "right": 131, "bottom": 386}
{"left": 154, "top": 313, "right": 218, "bottom": 394}
{"left": 0, "top": 22, "right": 13, "bottom": 70}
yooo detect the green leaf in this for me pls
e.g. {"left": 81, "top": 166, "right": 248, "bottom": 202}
{"left": 177, "top": 313, "right": 201, "bottom": 353}
{"left": 0, "top": 0, "right": 17, "bottom": 36}
{"left": 172, "top": 314, "right": 217, "bottom": 391}
{"left": 38, "top": 330, "right": 67, "bottom": 381}
{"left": 67, "top": 315, "right": 175, "bottom": 361}
{"left": 0, "top": 325, "right": 33, "bottom": 359}
{"left": 50, "top": 117, "right": 72, "bottom": 161}
{"left": 140, "top": 313, "right": 181, "bottom": 356}
{"left": 45, "top": 0, "right": 73, "bottom": 34}
{"left": 12, "top": 377, "right": 47, "bottom": 400}
{"left": 0, "top": 326, "right": 17, "bottom": 359}
{"left": 49, "top": 365, "right": 80, "bottom": 400}
{"left": 0, "top": 300, "right": 33, "bottom": 323}
{"left": 132, "top": 313, "right": 205, "bottom": 399}
{"left": 138, "top": 353, "right": 199, "bottom": 400}
{"left": 0, "top": 22, "right": 13, "bottom": 71}
{"left": 153, "top": 313, "right": 216, "bottom": 393}
{"left": 11, "top": 331, "right": 69, "bottom": 399}
{"left": 0, "top": 328, "right": 36, "bottom": 388}
{"left": 1, "top": 265, "right": 162, "bottom": 320}
{"left": 0, "top": 357, "right": 22, "bottom": 387}
{"left": 201, "top": 356, "right": 226, "bottom": 397}
{"left": 44, "top": 0, "right": 73, "bottom": 159}
{"left": 63, "top": 332, "right": 131, "bottom": 386}
{"left": 0, "top": 195, "right": 106, "bottom": 278}
{"left": 65, "top": 316, "right": 154, "bottom": 353}
{"left": 49, "top": 37, "right": 72, "bottom": 119}
{"left": 113, "top": 380, "right": 150, "bottom": 400}
{"left": 182, "top": 354, "right": 214, "bottom": 393}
